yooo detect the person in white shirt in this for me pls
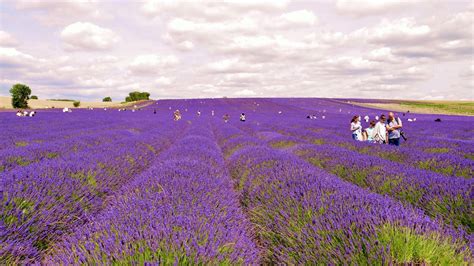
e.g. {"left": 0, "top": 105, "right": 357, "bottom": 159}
{"left": 240, "top": 113, "right": 246, "bottom": 122}
{"left": 174, "top": 110, "right": 181, "bottom": 121}
{"left": 372, "top": 115, "right": 387, "bottom": 144}
{"left": 350, "top": 115, "right": 362, "bottom": 141}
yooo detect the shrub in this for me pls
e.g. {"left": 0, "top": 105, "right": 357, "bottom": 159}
{"left": 73, "top": 101, "right": 80, "bottom": 107}
{"left": 103, "top": 97, "right": 112, "bottom": 102}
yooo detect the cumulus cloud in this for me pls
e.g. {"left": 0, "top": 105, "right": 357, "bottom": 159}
{"left": 155, "top": 76, "right": 174, "bottom": 85}
{"left": 0, "top": 31, "right": 19, "bottom": 47}
{"left": 141, "top": 0, "right": 289, "bottom": 20}
{"left": 336, "top": 0, "right": 415, "bottom": 16}
{"left": 234, "top": 89, "right": 257, "bottom": 96}
{"left": 1, "top": 1, "right": 472, "bottom": 100}
{"left": 205, "top": 58, "right": 262, "bottom": 73}
{"left": 177, "top": 40, "right": 194, "bottom": 51}
{"left": 129, "top": 55, "right": 179, "bottom": 75}
{"left": 360, "top": 18, "right": 432, "bottom": 45}
{"left": 318, "top": 56, "right": 380, "bottom": 75}
{"left": 60, "top": 22, "right": 119, "bottom": 51}
{"left": 279, "top": 10, "right": 318, "bottom": 27}
{"left": 14, "top": 0, "right": 106, "bottom": 26}
{"left": 0, "top": 47, "right": 36, "bottom": 68}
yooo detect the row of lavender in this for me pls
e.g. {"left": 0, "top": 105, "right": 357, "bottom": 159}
{"left": 233, "top": 116, "right": 473, "bottom": 232}
{"left": 1, "top": 111, "right": 187, "bottom": 263}
{"left": 267, "top": 98, "right": 473, "bottom": 167}
{"left": 0, "top": 111, "right": 128, "bottom": 152}
{"left": 1, "top": 98, "right": 472, "bottom": 264}
{"left": 45, "top": 123, "right": 259, "bottom": 264}
{"left": 213, "top": 121, "right": 471, "bottom": 264}
{"left": 262, "top": 114, "right": 473, "bottom": 178}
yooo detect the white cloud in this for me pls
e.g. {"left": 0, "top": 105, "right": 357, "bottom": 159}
{"left": 0, "top": 31, "right": 19, "bottom": 47}
{"left": 319, "top": 56, "right": 380, "bottom": 75}
{"left": 233, "top": 89, "right": 257, "bottom": 96}
{"left": 0, "top": 47, "right": 36, "bottom": 68}
{"left": 15, "top": 0, "right": 105, "bottom": 26}
{"left": 459, "top": 65, "right": 474, "bottom": 78}
{"left": 336, "top": 0, "right": 415, "bottom": 16}
{"left": 206, "top": 58, "right": 262, "bottom": 73}
{"left": 141, "top": 0, "right": 289, "bottom": 20}
{"left": 1, "top": 1, "right": 472, "bottom": 100}
{"left": 129, "top": 54, "right": 179, "bottom": 75}
{"left": 354, "top": 18, "right": 432, "bottom": 45}
{"left": 61, "top": 22, "right": 119, "bottom": 51}
{"left": 177, "top": 41, "right": 194, "bottom": 51}
{"left": 279, "top": 10, "right": 317, "bottom": 27}
{"left": 155, "top": 76, "right": 173, "bottom": 85}
{"left": 350, "top": 13, "right": 473, "bottom": 60}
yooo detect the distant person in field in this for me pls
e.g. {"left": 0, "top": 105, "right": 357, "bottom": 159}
{"left": 386, "top": 112, "right": 403, "bottom": 146}
{"left": 223, "top": 114, "right": 230, "bottom": 123}
{"left": 197, "top": 110, "right": 201, "bottom": 116}
{"left": 372, "top": 115, "right": 387, "bottom": 144}
{"left": 240, "top": 113, "right": 246, "bottom": 122}
{"left": 211, "top": 110, "right": 215, "bottom": 116}
{"left": 350, "top": 115, "right": 362, "bottom": 141}
{"left": 153, "top": 109, "right": 156, "bottom": 114}
{"left": 29, "top": 111, "right": 36, "bottom": 117}
{"left": 174, "top": 110, "right": 182, "bottom": 121}
{"left": 363, "top": 120, "right": 376, "bottom": 142}
{"left": 364, "top": 115, "right": 369, "bottom": 123}
{"left": 16, "top": 110, "right": 23, "bottom": 117}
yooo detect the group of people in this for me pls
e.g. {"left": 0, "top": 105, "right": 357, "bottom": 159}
{"left": 16, "top": 110, "right": 36, "bottom": 117}
{"left": 222, "top": 113, "right": 246, "bottom": 122}
{"left": 351, "top": 112, "right": 405, "bottom": 146}
{"left": 172, "top": 109, "right": 246, "bottom": 123}
{"left": 307, "top": 114, "right": 326, "bottom": 120}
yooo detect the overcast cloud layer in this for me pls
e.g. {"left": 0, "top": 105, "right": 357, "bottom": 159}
{"left": 0, "top": 0, "right": 473, "bottom": 101}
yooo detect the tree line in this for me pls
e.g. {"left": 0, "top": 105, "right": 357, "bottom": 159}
{"left": 9, "top": 83, "right": 151, "bottom": 108}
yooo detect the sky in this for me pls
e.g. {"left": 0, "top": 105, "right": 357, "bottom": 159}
{"left": 0, "top": 0, "right": 473, "bottom": 101}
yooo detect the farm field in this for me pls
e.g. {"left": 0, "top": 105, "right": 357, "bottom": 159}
{"left": 0, "top": 96, "right": 134, "bottom": 110}
{"left": 1, "top": 98, "right": 473, "bottom": 264}
{"left": 346, "top": 99, "right": 474, "bottom": 116}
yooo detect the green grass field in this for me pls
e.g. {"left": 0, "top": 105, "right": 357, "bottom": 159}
{"left": 398, "top": 101, "right": 474, "bottom": 116}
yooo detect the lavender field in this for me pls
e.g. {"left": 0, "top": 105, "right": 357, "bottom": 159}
{"left": 1, "top": 98, "right": 473, "bottom": 264}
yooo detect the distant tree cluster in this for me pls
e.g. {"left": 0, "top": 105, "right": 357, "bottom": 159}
{"left": 103, "top": 97, "right": 112, "bottom": 102}
{"left": 10, "top": 83, "right": 31, "bottom": 108}
{"left": 125, "top": 91, "right": 150, "bottom": 102}
{"left": 30, "top": 95, "right": 38, "bottom": 99}
{"left": 73, "top": 101, "right": 81, "bottom": 107}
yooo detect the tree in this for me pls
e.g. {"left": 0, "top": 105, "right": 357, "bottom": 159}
{"left": 125, "top": 91, "right": 150, "bottom": 102}
{"left": 103, "top": 97, "right": 112, "bottom": 102}
{"left": 73, "top": 101, "right": 80, "bottom": 107}
{"left": 30, "top": 95, "right": 38, "bottom": 99}
{"left": 10, "top": 83, "right": 31, "bottom": 108}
